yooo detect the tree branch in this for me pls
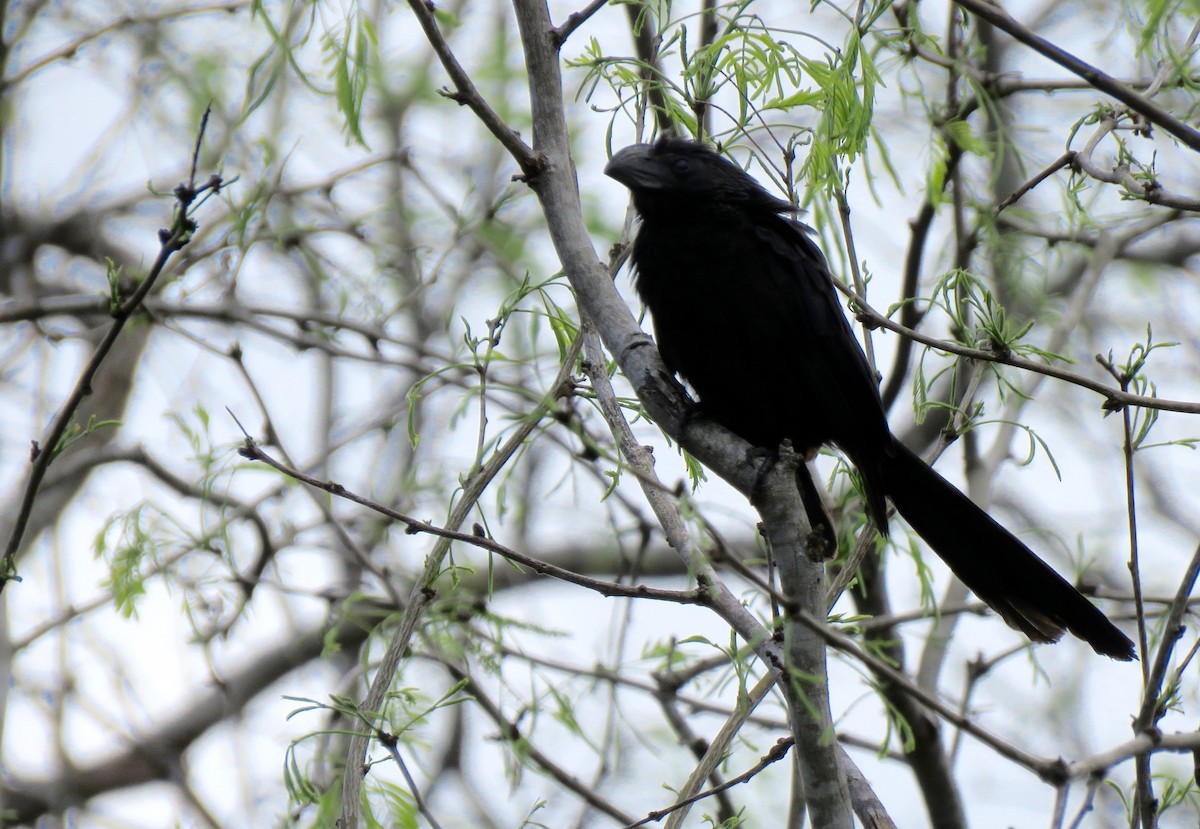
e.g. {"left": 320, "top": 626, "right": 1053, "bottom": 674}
{"left": 1, "top": 112, "right": 222, "bottom": 588}
{"left": 951, "top": 0, "right": 1200, "bottom": 151}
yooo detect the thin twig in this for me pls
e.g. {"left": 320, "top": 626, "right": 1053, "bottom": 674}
{"left": 840, "top": 285, "right": 1200, "bottom": 415}
{"left": 402, "top": 0, "right": 540, "bottom": 177}
{"left": 627, "top": 737, "right": 794, "bottom": 828}
{"left": 1, "top": 107, "right": 221, "bottom": 587}
{"left": 1065, "top": 730, "right": 1200, "bottom": 779}
{"left": 658, "top": 671, "right": 775, "bottom": 829}
{"left": 787, "top": 604, "right": 1074, "bottom": 781}
{"left": 335, "top": 330, "right": 583, "bottom": 829}
{"left": 236, "top": 437, "right": 703, "bottom": 606}
{"left": 446, "top": 665, "right": 638, "bottom": 824}
{"left": 995, "top": 151, "right": 1075, "bottom": 214}
{"left": 1129, "top": 539, "right": 1200, "bottom": 826}
{"left": 1070, "top": 127, "right": 1200, "bottom": 211}
{"left": 836, "top": 186, "right": 877, "bottom": 375}
{"left": 377, "top": 735, "right": 445, "bottom": 829}
{"left": 951, "top": 0, "right": 1200, "bottom": 151}
{"left": 1095, "top": 356, "right": 1151, "bottom": 679}
{"left": 1066, "top": 773, "right": 1103, "bottom": 829}
{"left": 552, "top": 0, "right": 609, "bottom": 46}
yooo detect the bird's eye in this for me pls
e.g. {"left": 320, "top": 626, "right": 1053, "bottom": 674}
{"left": 672, "top": 158, "right": 690, "bottom": 173}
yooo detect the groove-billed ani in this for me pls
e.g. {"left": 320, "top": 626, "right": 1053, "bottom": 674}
{"left": 605, "top": 137, "right": 1134, "bottom": 660}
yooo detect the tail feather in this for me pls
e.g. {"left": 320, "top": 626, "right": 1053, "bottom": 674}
{"left": 881, "top": 443, "right": 1135, "bottom": 661}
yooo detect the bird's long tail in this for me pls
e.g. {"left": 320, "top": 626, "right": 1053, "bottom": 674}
{"left": 881, "top": 442, "right": 1135, "bottom": 660}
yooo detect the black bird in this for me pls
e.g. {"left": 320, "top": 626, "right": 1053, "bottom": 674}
{"left": 605, "top": 137, "right": 1135, "bottom": 660}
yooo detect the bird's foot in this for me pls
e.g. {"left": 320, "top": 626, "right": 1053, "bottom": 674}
{"left": 675, "top": 397, "right": 708, "bottom": 435}
{"left": 747, "top": 446, "right": 837, "bottom": 558}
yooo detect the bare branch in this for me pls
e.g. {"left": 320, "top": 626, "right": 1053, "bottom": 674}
{"left": 2, "top": 113, "right": 222, "bottom": 587}
{"left": 952, "top": 0, "right": 1200, "bottom": 151}
{"left": 238, "top": 436, "right": 706, "bottom": 605}
{"left": 402, "top": 0, "right": 539, "bottom": 176}
{"left": 842, "top": 286, "right": 1200, "bottom": 415}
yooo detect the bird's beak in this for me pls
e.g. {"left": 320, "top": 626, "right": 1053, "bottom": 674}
{"left": 604, "top": 144, "right": 659, "bottom": 189}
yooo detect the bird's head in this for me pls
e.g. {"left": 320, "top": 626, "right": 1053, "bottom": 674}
{"left": 604, "top": 137, "right": 794, "bottom": 217}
